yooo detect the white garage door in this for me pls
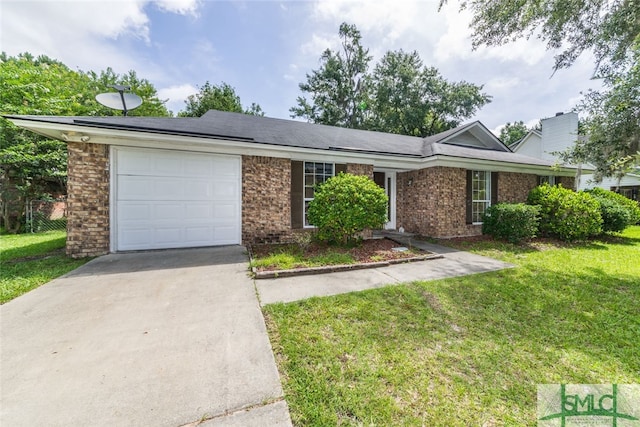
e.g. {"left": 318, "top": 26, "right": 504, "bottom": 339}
{"left": 114, "top": 148, "right": 241, "bottom": 251}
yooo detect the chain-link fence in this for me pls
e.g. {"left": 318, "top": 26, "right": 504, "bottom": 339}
{"left": 26, "top": 199, "right": 67, "bottom": 233}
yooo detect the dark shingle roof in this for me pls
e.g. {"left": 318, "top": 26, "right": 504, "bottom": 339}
{"left": 3, "top": 110, "right": 561, "bottom": 167}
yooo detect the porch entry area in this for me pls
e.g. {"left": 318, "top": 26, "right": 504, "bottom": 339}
{"left": 373, "top": 171, "right": 396, "bottom": 230}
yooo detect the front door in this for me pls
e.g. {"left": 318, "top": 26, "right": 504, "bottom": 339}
{"left": 373, "top": 171, "right": 396, "bottom": 230}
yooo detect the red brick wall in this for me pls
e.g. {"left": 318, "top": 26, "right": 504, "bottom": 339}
{"left": 397, "top": 167, "right": 479, "bottom": 237}
{"left": 397, "top": 168, "right": 545, "bottom": 238}
{"left": 557, "top": 176, "right": 575, "bottom": 189}
{"left": 498, "top": 172, "right": 538, "bottom": 203}
{"left": 242, "top": 155, "right": 291, "bottom": 244}
{"left": 346, "top": 163, "right": 374, "bottom": 178}
{"left": 66, "top": 142, "right": 110, "bottom": 258}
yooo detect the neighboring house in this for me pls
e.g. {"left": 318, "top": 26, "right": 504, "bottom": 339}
{"left": 511, "top": 112, "right": 579, "bottom": 186}
{"left": 580, "top": 171, "right": 640, "bottom": 201}
{"left": 512, "top": 111, "right": 640, "bottom": 199}
{"left": 5, "top": 110, "right": 580, "bottom": 257}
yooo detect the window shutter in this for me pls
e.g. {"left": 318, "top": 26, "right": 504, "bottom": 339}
{"left": 335, "top": 164, "right": 347, "bottom": 175}
{"left": 291, "top": 161, "right": 303, "bottom": 229}
{"left": 491, "top": 172, "right": 499, "bottom": 205}
{"left": 466, "top": 170, "right": 473, "bottom": 224}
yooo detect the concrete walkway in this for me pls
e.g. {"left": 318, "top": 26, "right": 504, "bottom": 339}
{"left": 0, "top": 246, "right": 291, "bottom": 427}
{"left": 256, "top": 236, "right": 514, "bottom": 305}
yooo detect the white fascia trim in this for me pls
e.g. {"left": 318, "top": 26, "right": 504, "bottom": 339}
{"left": 11, "top": 119, "right": 580, "bottom": 175}
{"left": 426, "top": 156, "right": 581, "bottom": 176}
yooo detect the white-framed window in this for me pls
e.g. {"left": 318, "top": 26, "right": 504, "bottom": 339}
{"left": 539, "top": 175, "right": 556, "bottom": 185}
{"left": 304, "top": 161, "right": 334, "bottom": 227}
{"left": 472, "top": 170, "right": 491, "bottom": 224}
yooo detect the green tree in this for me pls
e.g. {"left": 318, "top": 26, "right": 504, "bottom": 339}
{"left": 0, "top": 52, "right": 169, "bottom": 232}
{"left": 440, "top": 0, "right": 639, "bottom": 179}
{"left": 85, "top": 68, "right": 171, "bottom": 117}
{"left": 440, "top": 0, "right": 638, "bottom": 75}
{"left": 178, "top": 81, "right": 264, "bottom": 117}
{"left": 368, "top": 49, "right": 490, "bottom": 136}
{"left": 569, "top": 48, "right": 640, "bottom": 182}
{"left": 290, "top": 23, "right": 372, "bottom": 128}
{"left": 499, "top": 121, "right": 530, "bottom": 146}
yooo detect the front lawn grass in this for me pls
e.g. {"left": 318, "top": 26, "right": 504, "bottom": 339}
{"left": 250, "top": 244, "right": 355, "bottom": 270}
{"left": 1, "top": 231, "right": 89, "bottom": 304}
{"left": 264, "top": 226, "right": 640, "bottom": 426}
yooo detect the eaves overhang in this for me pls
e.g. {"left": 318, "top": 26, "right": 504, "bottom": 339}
{"left": 5, "top": 116, "right": 585, "bottom": 176}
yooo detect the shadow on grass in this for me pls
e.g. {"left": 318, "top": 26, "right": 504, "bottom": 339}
{"left": 422, "top": 265, "right": 640, "bottom": 379}
{"left": 0, "top": 236, "right": 66, "bottom": 262}
{"left": 438, "top": 232, "right": 639, "bottom": 255}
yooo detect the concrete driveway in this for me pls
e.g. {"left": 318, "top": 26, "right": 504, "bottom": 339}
{"left": 0, "top": 246, "right": 291, "bottom": 427}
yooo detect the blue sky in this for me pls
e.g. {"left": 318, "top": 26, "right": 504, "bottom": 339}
{"left": 2, "top": 0, "right": 601, "bottom": 134}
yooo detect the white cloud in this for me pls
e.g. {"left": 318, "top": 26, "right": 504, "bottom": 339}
{"left": 485, "top": 77, "right": 520, "bottom": 92}
{"left": 434, "top": 3, "right": 546, "bottom": 66}
{"left": 310, "top": 0, "right": 445, "bottom": 61}
{"left": 283, "top": 63, "right": 299, "bottom": 81}
{"left": 157, "top": 83, "right": 198, "bottom": 114}
{"left": 0, "top": 0, "right": 203, "bottom": 79}
{"left": 300, "top": 33, "right": 339, "bottom": 56}
{"left": 154, "top": 0, "right": 200, "bottom": 15}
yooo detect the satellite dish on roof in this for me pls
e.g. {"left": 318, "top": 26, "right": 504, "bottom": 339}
{"left": 95, "top": 85, "right": 142, "bottom": 116}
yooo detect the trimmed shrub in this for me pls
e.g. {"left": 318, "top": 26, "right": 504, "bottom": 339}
{"left": 585, "top": 187, "right": 640, "bottom": 225}
{"left": 307, "top": 173, "right": 388, "bottom": 246}
{"left": 481, "top": 203, "right": 540, "bottom": 243}
{"left": 527, "top": 184, "right": 602, "bottom": 241}
{"left": 590, "top": 196, "right": 632, "bottom": 233}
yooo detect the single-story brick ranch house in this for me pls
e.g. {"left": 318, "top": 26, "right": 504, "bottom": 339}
{"left": 6, "top": 110, "right": 581, "bottom": 258}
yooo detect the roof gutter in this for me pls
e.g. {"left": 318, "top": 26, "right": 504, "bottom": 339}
{"left": 5, "top": 116, "right": 586, "bottom": 175}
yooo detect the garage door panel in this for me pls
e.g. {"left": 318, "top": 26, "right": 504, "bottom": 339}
{"left": 213, "top": 180, "right": 239, "bottom": 198}
{"left": 214, "top": 226, "right": 239, "bottom": 242}
{"left": 118, "top": 176, "right": 154, "bottom": 199}
{"left": 115, "top": 149, "right": 241, "bottom": 251}
{"left": 212, "top": 159, "right": 239, "bottom": 176}
{"left": 185, "top": 203, "right": 213, "bottom": 220}
{"left": 185, "top": 226, "right": 214, "bottom": 242}
{"left": 155, "top": 203, "right": 184, "bottom": 220}
{"left": 118, "top": 203, "right": 153, "bottom": 222}
{"left": 184, "top": 158, "right": 215, "bottom": 177}
{"left": 118, "top": 151, "right": 153, "bottom": 175}
{"left": 118, "top": 227, "right": 153, "bottom": 248}
{"left": 213, "top": 203, "right": 238, "bottom": 219}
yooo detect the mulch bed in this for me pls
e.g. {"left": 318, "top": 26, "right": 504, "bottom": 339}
{"left": 250, "top": 237, "right": 426, "bottom": 269}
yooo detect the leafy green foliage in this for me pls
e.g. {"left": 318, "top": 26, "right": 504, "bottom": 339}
{"left": 178, "top": 81, "right": 256, "bottom": 117}
{"left": 291, "top": 23, "right": 490, "bottom": 136}
{"left": 568, "top": 48, "right": 640, "bottom": 181}
{"left": 368, "top": 50, "right": 490, "bottom": 136}
{"left": 481, "top": 203, "right": 540, "bottom": 243}
{"left": 439, "top": 0, "right": 640, "bottom": 180}
{"left": 290, "top": 23, "right": 371, "bottom": 129}
{"left": 441, "top": 0, "right": 638, "bottom": 76}
{"left": 0, "top": 231, "right": 89, "bottom": 303}
{"left": 592, "top": 196, "right": 632, "bottom": 233}
{"left": 527, "top": 184, "right": 602, "bottom": 241}
{"left": 307, "top": 173, "right": 387, "bottom": 246}
{"left": 84, "top": 67, "right": 171, "bottom": 117}
{"left": 499, "top": 121, "right": 531, "bottom": 146}
{"left": 586, "top": 187, "right": 640, "bottom": 226}
{"left": 0, "top": 52, "right": 169, "bottom": 232}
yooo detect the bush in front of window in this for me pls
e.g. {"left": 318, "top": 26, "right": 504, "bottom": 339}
{"left": 585, "top": 187, "right": 640, "bottom": 226}
{"left": 527, "top": 184, "right": 602, "bottom": 241}
{"left": 481, "top": 203, "right": 540, "bottom": 243}
{"left": 307, "top": 173, "right": 388, "bottom": 246}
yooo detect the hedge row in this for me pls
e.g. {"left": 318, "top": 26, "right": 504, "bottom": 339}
{"left": 482, "top": 185, "right": 639, "bottom": 242}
